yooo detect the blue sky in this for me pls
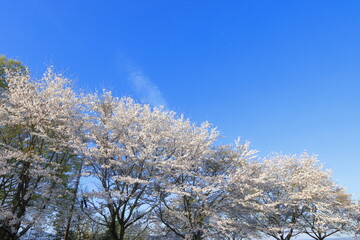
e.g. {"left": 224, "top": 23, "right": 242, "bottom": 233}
{"left": 1, "top": 0, "right": 360, "bottom": 197}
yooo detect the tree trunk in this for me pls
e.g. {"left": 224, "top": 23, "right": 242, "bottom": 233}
{"left": 192, "top": 231, "right": 203, "bottom": 240}
{"left": 108, "top": 217, "right": 120, "bottom": 240}
{"left": 119, "top": 226, "right": 126, "bottom": 240}
{"left": 64, "top": 162, "right": 83, "bottom": 240}
{"left": 0, "top": 228, "right": 17, "bottom": 240}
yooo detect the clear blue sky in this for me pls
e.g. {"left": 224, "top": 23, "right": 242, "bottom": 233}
{"left": 1, "top": 0, "right": 360, "bottom": 197}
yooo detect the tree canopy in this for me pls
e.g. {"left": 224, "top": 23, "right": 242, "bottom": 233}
{"left": 0, "top": 56, "right": 26, "bottom": 90}
{"left": 0, "top": 59, "right": 359, "bottom": 240}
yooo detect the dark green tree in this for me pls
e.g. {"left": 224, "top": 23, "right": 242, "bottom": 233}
{"left": 0, "top": 55, "right": 26, "bottom": 90}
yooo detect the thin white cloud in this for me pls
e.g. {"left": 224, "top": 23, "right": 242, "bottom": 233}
{"left": 128, "top": 69, "right": 167, "bottom": 107}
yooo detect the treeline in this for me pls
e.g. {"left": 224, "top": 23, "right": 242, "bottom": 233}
{"left": 0, "top": 57, "right": 359, "bottom": 240}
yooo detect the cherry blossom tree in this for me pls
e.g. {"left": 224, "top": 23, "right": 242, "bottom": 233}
{"left": 354, "top": 201, "right": 360, "bottom": 237}
{"left": 155, "top": 147, "right": 225, "bottom": 240}
{"left": 300, "top": 187, "right": 356, "bottom": 240}
{"left": 253, "top": 153, "right": 340, "bottom": 240}
{"left": 0, "top": 60, "right": 358, "bottom": 240}
{"left": 80, "top": 92, "right": 218, "bottom": 240}
{"left": 217, "top": 142, "right": 264, "bottom": 240}
{"left": 0, "top": 68, "right": 83, "bottom": 239}
{"left": 156, "top": 140, "right": 258, "bottom": 240}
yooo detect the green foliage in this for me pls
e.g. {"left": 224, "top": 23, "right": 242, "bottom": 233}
{"left": 0, "top": 55, "right": 26, "bottom": 89}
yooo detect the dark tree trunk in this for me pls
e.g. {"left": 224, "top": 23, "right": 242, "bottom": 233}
{"left": 119, "top": 226, "right": 126, "bottom": 240}
{"left": 0, "top": 228, "right": 18, "bottom": 240}
{"left": 64, "top": 162, "right": 83, "bottom": 240}
{"left": 192, "top": 231, "right": 204, "bottom": 240}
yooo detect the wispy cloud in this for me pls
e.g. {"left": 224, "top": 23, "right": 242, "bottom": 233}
{"left": 115, "top": 54, "right": 167, "bottom": 107}
{"left": 128, "top": 69, "right": 167, "bottom": 107}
